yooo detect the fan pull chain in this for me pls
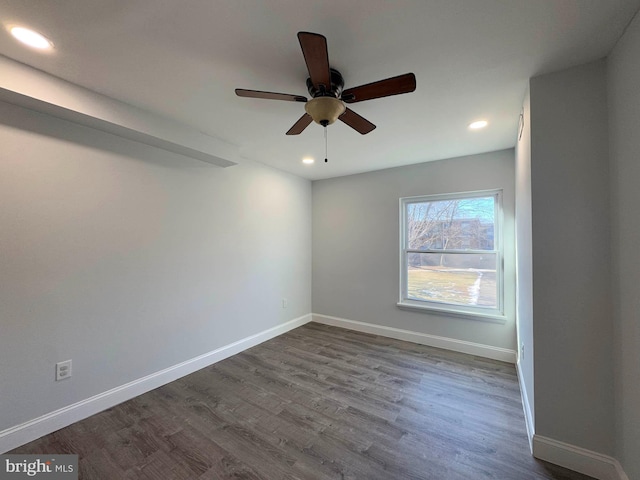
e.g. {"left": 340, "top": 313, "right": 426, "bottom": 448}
{"left": 324, "top": 126, "right": 328, "bottom": 163}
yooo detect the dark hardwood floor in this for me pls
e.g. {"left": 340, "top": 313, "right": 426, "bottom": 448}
{"left": 11, "top": 323, "right": 594, "bottom": 479}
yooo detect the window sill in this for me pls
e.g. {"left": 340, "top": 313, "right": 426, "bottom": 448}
{"left": 396, "top": 301, "right": 507, "bottom": 324}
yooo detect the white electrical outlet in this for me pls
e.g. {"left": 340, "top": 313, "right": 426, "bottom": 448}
{"left": 282, "top": 298, "right": 288, "bottom": 308}
{"left": 56, "top": 359, "right": 72, "bottom": 381}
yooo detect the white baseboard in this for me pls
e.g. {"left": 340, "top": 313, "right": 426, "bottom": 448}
{"left": 312, "top": 313, "right": 517, "bottom": 363}
{"left": 516, "top": 360, "right": 535, "bottom": 453}
{"left": 616, "top": 461, "right": 631, "bottom": 480}
{"left": 533, "top": 435, "right": 628, "bottom": 480}
{"left": 0, "top": 314, "right": 312, "bottom": 454}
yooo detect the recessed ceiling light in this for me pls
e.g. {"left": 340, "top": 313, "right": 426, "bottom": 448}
{"left": 302, "top": 158, "right": 314, "bottom": 164}
{"left": 9, "top": 26, "right": 53, "bottom": 50}
{"left": 469, "top": 120, "right": 488, "bottom": 130}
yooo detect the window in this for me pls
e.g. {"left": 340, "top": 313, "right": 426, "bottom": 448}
{"left": 399, "top": 190, "right": 504, "bottom": 320}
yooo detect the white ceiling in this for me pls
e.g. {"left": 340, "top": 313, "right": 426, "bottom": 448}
{"left": 0, "top": 0, "right": 638, "bottom": 180}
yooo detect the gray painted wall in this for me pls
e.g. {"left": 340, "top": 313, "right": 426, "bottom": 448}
{"left": 608, "top": 10, "right": 640, "bottom": 479}
{"left": 515, "top": 87, "right": 535, "bottom": 429}
{"left": 529, "top": 60, "right": 614, "bottom": 455}
{"left": 312, "top": 150, "right": 516, "bottom": 351}
{"left": 0, "top": 100, "right": 312, "bottom": 432}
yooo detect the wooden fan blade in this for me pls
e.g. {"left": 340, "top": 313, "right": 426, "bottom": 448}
{"left": 342, "top": 73, "right": 416, "bottom": 104}
{"left": 235, "top": 89, "right": 307, "bottom": 102}
{"left": 286, "top": 114, "right": 313, "bottom": 135}
{"left": 339, "top": 108, "right": 376, "bottom": 134}
{"left": 297, "top": 32, "right": 331, "bottom": 91}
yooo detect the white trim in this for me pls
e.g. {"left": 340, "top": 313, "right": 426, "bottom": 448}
{"left": 0, "top": 314, "right": 312, "bottom": 454}
{"left": 312, "top": 313, "right": 516, "bottom": 363}
{"left": 615, "top": 461, "right": 630, "bottom": 480}
{"left": 397, "top": 301, "right": 507, "bottom": 323}
{"left": 516, "top": 360, "right": 534, "bottom": 452}
{"left": 533, "top": 435, "right": 628, "bottom": 480}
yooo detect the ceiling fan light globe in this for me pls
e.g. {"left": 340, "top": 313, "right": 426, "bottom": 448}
{"left": 304, "top": 97, "right": 346, "bottom": 126}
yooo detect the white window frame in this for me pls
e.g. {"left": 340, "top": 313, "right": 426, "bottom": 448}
{"left": 398, "top": 189, "right": 505, "bottom": 322}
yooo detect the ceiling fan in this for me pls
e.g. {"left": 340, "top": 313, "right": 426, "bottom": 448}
{"left": 235, "top": 32, "right": 416, "bottom": 135}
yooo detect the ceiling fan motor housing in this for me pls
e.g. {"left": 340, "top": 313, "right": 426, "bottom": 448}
{"left": 306, "top": 68, "right": 345, "bottom": 98}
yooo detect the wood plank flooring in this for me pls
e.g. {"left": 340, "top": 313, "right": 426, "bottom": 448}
{"left": 11, "top": 323, "right": 594, "bottom": 479}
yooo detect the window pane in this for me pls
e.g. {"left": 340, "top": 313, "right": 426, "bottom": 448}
{"left": 406, "top": 253, "right": 497, "bottom": 307}
{"left": 406, "top": 196, "right": 495, "bottom": 250}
